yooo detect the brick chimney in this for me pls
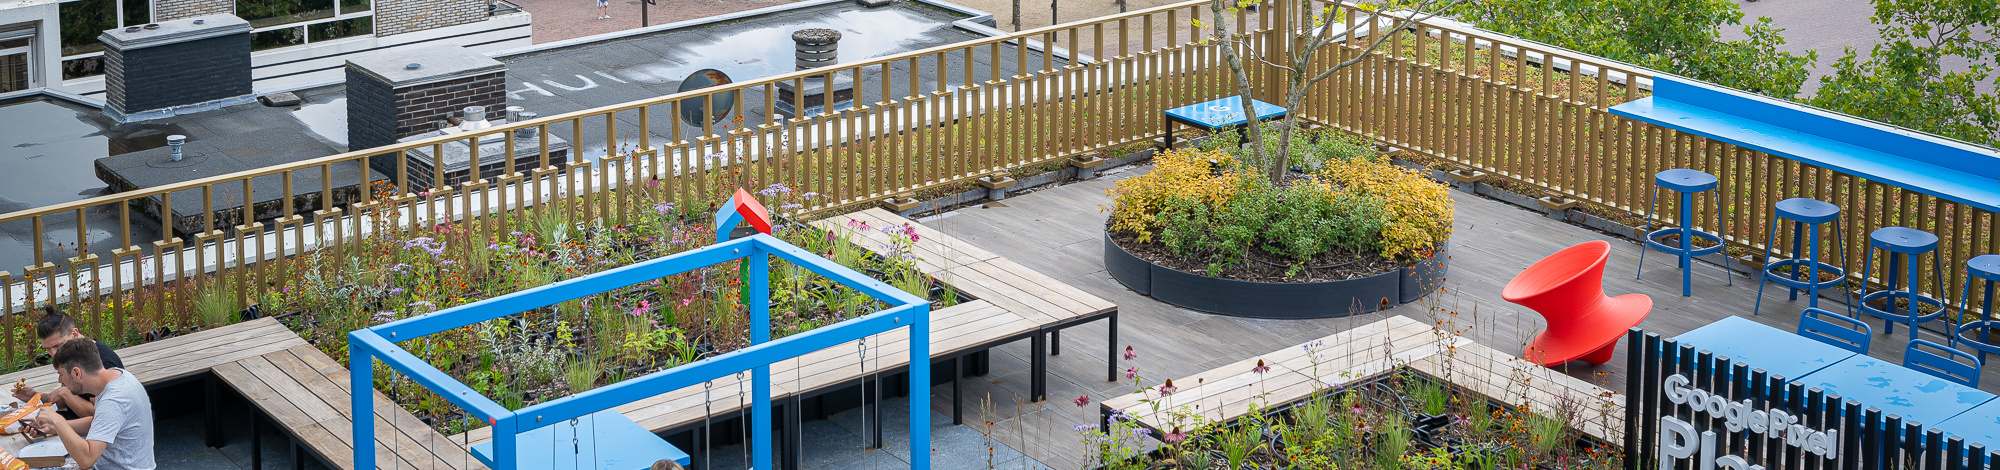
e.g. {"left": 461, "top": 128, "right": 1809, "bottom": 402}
{"left": 99, "top": 14, "right": 252, "bottom": 120}
{"left": 344, "top": 44, "right": 507, "bottom": 184}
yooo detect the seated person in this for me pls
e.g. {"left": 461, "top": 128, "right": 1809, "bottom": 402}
{"left": 652, "top": 460, "right": 684, "bottom": 470}
{"left": 32, "top": 338, "right": 155, "bottom": 470}
{"left": 12, "top": 306, "right": 125, "bottom": 435}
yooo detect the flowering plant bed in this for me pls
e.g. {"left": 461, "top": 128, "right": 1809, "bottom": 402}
{"left": 1079, "top": 359, "right": 1622, "bottom": 470}
{"left": 64, "top": 180, "right": 969, "bottom": 435}
{"left": 1104, "top": 129, "right": 1454, "bottom": 316}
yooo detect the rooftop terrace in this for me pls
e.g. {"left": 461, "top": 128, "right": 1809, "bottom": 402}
{"left": 3, "top": 0, "right": 1999, "bottom": 468}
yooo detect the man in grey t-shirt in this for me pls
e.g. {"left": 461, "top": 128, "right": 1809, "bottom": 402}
{"left": 32, "top": 337, "right": 154, "bottom": 470}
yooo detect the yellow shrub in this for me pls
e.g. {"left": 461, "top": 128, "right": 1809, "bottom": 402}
{"left": 1317, "top": 158, "right": 1455, "bottom": 261}
{"left": 1106, "top": 148, "right": 1251, "bottom": 243}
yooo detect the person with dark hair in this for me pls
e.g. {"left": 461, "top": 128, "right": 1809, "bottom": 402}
{"left": 31, "top": 338, "right": 154, "bottom": 470}
{"left": 13, "top": 306, "right": 126, "bottom": 434}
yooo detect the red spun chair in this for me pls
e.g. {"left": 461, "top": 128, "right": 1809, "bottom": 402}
{"left": 1505, "top": 240, "right": 1654, "bottom": 366}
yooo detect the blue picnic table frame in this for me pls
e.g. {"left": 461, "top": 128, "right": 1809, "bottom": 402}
{"left": 348, "top": 192, "right": 932, "bottom": 470}
{"left": 1162, "top": 97, "right": 1287, "bottom": 150}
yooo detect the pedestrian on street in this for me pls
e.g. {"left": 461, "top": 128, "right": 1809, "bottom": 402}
{"left": 595, "top": 0, "right": 610, "bottom": 19}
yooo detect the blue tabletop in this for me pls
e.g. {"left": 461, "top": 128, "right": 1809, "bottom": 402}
{"left": 1671, "top": 316, "right": 1858, "bottom": 380}
{"left": 1164, "top": 97, "right": 1287, "bottom": 128}
{"left": 1797, "top": 355, "right": 1996, "bottom": 426}
{"left": 471, "top": 410, "right": 691, "bottom": 470}
{"left": 1938, "top": 399, "right": 2000, "bottom": 449}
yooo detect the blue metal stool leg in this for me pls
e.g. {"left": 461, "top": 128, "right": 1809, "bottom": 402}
{"left": 1862, "top": 246, "right": 1878, "bottom": 330}
{"left": 1789, "top": 221, "right": 1806, "bottom": 301}
{"left": 1805, "top": 221, "right": 1821, "bottom": 307}
{"left": 1678, "top": 190, "right": 1694, "bottom": 296}
{"left": 1716, "top": 188, "right": 1732, "bottom": 287}
{"left": 1640, "top": 186, "right": 1656, "bottom": 280}
{"left": 1755, "top": 218, "right": 1778, "bottom": 316}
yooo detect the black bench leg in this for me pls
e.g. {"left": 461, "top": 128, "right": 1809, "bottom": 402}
{"left": 291, "top": 438, "right": 305, "bottom": 470}
{"left": 252, "top": 414, "right": 262, "bottom": 470}
{"left": 1031, "top": 332, "right": 1047, "bottom": 402}
{"left": 1051, "top": 329, "right": 1062, "bottom": 356}
{"left": 1106, "top": 310, "right": 1120, "bottom": 382}
{"left": 206, "top": 376, "right": 224, "bottom": 448}
{"left": 951, "top": 356, "right": 963, "bottom": 425}
{"left": 1163, "top": 120, "right": 1172, "bottom": 150}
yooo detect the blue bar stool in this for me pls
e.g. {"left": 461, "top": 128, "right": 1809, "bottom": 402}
{"left": 1754, "top": 198, "right": 1850, "bottom": 317}
{"left": 1860, "top": 226, "right": 1945, "bottom": 336}
{"left": 1639, "top": 169, "right": 1732, "bottom": 296}
{"left": 1951, "top": 254, "right": 2000, "bottom": 363}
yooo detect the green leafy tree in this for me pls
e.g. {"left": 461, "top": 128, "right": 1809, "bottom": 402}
{"left": 1448, "top": 0, "right": 1816, "bottom": 99}
{"left": 1810, "top": 0, "right": 2000, "bottom": 146}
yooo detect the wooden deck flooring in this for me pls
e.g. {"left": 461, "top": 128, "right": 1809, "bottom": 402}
{"left": 915, "top": 164, "right": 1998, "bottom": 469}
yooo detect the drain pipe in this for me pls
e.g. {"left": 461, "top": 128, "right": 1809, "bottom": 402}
{"left": 167, "top": 135, "right": 186, "bottom": 162}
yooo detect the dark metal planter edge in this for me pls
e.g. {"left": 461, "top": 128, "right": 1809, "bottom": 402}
{"left": 1104, "top": 231, "right": 1445, "bottom": 319}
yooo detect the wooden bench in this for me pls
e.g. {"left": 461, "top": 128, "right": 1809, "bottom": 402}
{"left": 1099, "top": 316, "right": 1468, "bottom": 432}
{"left": 0, "top": 318, "right": 472, "bottom": 470}
{"left": 1406, "top": 341, "right": 1625, "bottom": 442}
{"left": 0, "top": 318, "right": 306, "bottom": 455}
{"left": 818, "top": 208, "right": 1121, "bottom": 400}
{"left": 450, "top": 299, "right": 1040, "bottom": 469}
{"left": 1098, "top": 316, "right": 1625, "bottom": 444}
{"left": 216, "top": 343, "right": 476, "bottom": 470}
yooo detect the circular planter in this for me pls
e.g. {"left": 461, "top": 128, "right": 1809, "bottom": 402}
{"left": 1105, "top": 232, "right": 1448, "bottom": 319}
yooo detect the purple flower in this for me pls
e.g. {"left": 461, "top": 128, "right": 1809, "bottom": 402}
{"left": 391, "top": 264, "right": 412, "bottom": 273}
{"left": 1125, "top": 367, "right": 1138, "bottom": 379}
{"left": 371, "top": 311, "right": 395, "bottom": 322}
{"left": 653, "top": 202, "right": 676, "bottom": 215}
{"left": 1123, "top": 346, "right": 1137, "bottom": 361}
{"left": 387, "top": 287, "right": 404, "bottom": 296}
{"left": 509, "top": 231, "right": 524, "bottom": 237}
{"left": 1252, "top": 359, "right": 1270, "bottom": 374}
{"left": 1159, "top": 379, "right": 1177, "bottom": 396}
{"left": 1072, "top": 423, "right": 1094, "bottom": 432}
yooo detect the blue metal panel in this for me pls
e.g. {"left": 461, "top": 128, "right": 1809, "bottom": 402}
{"left": 471, "top": 410, "right": 691, "bottom": 469}
{"left": 1609, "top": 75, "right": 2000, "bottom": 212}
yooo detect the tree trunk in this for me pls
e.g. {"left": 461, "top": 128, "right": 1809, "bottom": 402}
{"left": 1013, "top": 0, "right": 1021, "bottom": 30}
{"left": 1209, "top": 0, "right": 1270, "bottom": 174}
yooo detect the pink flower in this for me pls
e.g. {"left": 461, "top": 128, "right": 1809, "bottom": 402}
{"left": 1252, "top": 359, "right": 1270, "bottom": 374}
{"left": 1159, "top": 379, "right": 1177, "bottom": 396}
{"left": 1073, "top": 395, "right": 1090, "bottom": 407}
{"left": 1163, "top": 428, "right": 1187, "bottom": 444}
{"left": 1125, "top": 367, "right": 1138, "bottom": 379}
{"left": 1122, "top": 346, "right": 1137, "bottom": 361}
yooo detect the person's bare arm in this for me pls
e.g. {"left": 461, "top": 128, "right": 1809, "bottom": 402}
{"left": 33, "top": 410, "right": 107, "bottom": 470}
{"left": 57, "top": 388, "right": 94, "bottom": 417}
